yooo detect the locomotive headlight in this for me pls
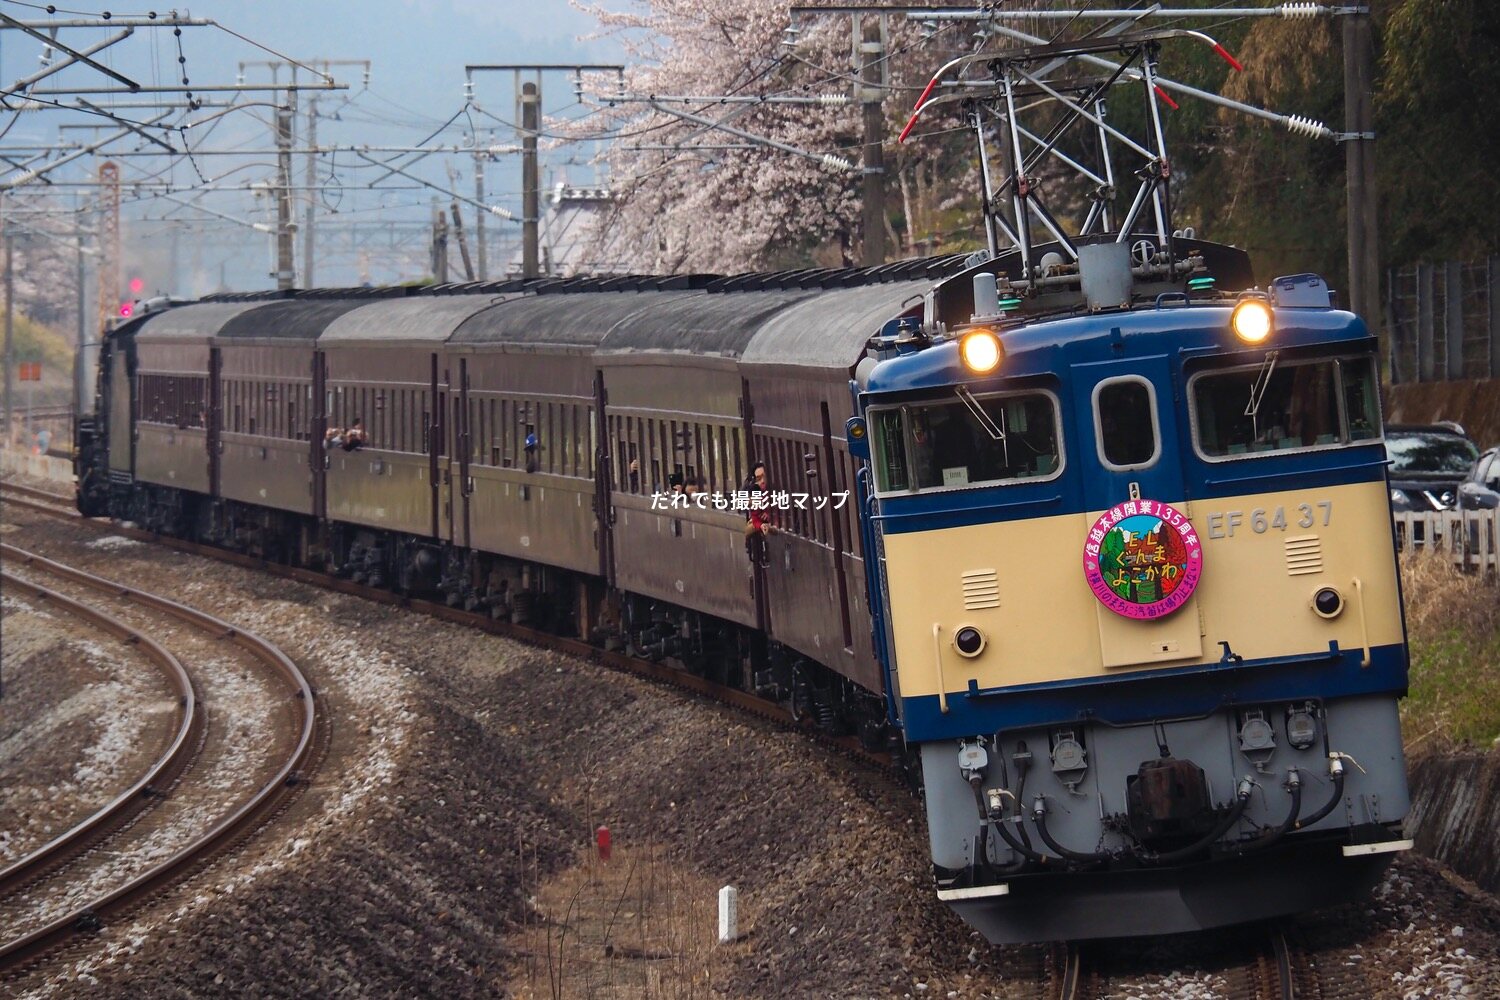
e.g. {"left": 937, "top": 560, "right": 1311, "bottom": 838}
{"left": 959, "top": 329, "right": 1002, "bottom": 374}
{"left": 1230, "top": 299, "right": 1274, "bottom": 344}
{"left": 953, "top": 625, "right": 986, "bottom": 657}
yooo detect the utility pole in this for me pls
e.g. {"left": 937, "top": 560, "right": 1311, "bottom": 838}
{"left": 451, "top": 203, "right": 475, "bottom": 281}
{"left": 432, "top": 201, "right": 449, "bottom": 283}
{"left": 860, "top": 19, "right": 886, "bottom": 267}
{"left": 304, "top": 94, "right": 318, "bottom": 288}
{"left": 274, "top": 91, "right": 297, "bottom": 289}
{"left": 76, "top": 215, "right": 87, "bottom": 414}
{"left": 474, "top": 150, "right": 487, "bottom": 280}
{"left": 521, "top": 81, "right": 540, "bottom": 279}
{"left": 4, "top": 230, "right": 13, "bottom": 445}
{"left": 238, "top": 58, "right": 365, "bottom": 288}
{"left": 1343, "top": 9, "right": 1379, "bottom": 341}
{"left": 465, "top": 64, "right": 623, "bottom": 279}
{"left": 168, "top": 224, "right": 180, "bottom": 294}
{"left": 95, "top": 160, "right": 119, "bottom": 334}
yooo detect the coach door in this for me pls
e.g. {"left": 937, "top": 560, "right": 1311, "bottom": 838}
{"left": 456, "top": 358, "right": 472, "bottom": 550}
{"left": 208, "top": 346, "right": 222, "bottom": 497}
{"left": 592, "top": 369, "right": 615, "bottom": 585}
{"left": 742, "top": 376, "right": 770, "bottom": 635}
{"left": 427, "top": 353, "right": 441, "bottom": 540}
{"left": 1073, "top": 354, "right": 1204, "bottom": 669}
{"left": 311, "top": 351, "right": 327, "bottom": 522}
{"left": 107, "top": 338, "right": 134, "bottom": 475}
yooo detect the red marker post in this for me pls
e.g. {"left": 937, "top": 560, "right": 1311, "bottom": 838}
{"left": 595, "top": 825, "right": 612, "bottom": 862}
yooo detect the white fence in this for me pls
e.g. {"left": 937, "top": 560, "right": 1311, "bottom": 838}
{"left": 1393, "top": 509, "right": 1500, "bottom": 576}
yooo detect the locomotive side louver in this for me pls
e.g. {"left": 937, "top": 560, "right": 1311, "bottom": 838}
{"left": 1285, "top": 535, "right": 1323, "bottom": 576}
{"left": 961, "top": 568, "right": 1000, "bottom": 610}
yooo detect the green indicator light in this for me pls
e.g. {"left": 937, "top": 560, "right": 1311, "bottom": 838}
{"left": 1188, "top": 277, "right": 1216, "bottom": 290}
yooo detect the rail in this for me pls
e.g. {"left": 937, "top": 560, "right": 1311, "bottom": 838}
{"left": 0, "top": 543, "right": 317, "bottom": 973}
{"left": 0, "top": 480, "right": 889, "bottom": 772}
{"left": 0, "top": 575, "right": 199, "bottom": 899}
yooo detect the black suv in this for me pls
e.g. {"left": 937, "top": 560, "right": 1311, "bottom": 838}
{"left": 1385, "top": 423, "right": 1481, "bottom": 512}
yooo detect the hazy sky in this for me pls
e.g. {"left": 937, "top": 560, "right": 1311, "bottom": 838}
{"left": 1, "top": 0, "right": 636, "bottom": 290}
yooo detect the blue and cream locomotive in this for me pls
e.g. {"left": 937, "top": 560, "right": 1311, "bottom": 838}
{"left": 848, "top": 239, "right": 1411, "bottom": 942}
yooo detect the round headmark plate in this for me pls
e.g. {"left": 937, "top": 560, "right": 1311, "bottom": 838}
{"left": 1083, "top": 500, "right": 1203, "bottom": 619}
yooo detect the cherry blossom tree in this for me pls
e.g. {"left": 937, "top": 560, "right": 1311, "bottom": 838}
{"left": 569, "top": 0, "right": 984, "bottom": 273}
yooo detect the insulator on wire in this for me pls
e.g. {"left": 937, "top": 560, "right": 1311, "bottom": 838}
{"left": 1278, "top": 3, "right": 1323, "bottom": 18}
{"left": 1283, "top": 114, "right": 1330, "bottom": 139}
{"left": 818, "top": 94, "right": 849, "bottom": 107}
{"left": 820, "top": 153, "right": 855, "bottom": 172}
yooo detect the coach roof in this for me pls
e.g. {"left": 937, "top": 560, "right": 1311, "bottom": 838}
{"left": 318, "top": 296, "right": 506, "bottom": 344}
{"left": 742, "top": 280, "right": 931, "bottom": 372}
{"left": 598, "top": 287, "right": 819, "bottom": 357}
{"left": 132, "top": 301, "right": 267, "bottom": 343}
{"left": 217, "top": 299, "right": 372, "bottom": 341}
{"left": 450, "top": 289, "right": 687, "bottom": 349}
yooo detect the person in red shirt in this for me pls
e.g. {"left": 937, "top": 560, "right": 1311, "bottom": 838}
{"left": 745, "top": 461, "right": 775, "bottom": 566}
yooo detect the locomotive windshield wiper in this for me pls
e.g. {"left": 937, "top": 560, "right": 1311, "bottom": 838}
{"left": 1244, "top": 349, "right": 1279, "bottom": 437}
{"left": 956, "top": 385, "right": 1006, "bottom": 441}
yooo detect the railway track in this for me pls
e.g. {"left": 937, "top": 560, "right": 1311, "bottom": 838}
{"left": 0, "top": 541, "right": 318, "bottom": 978}
{"left": 0, "top": 479, "right": 893, "bottom": 773}
{"left": 1047, "top": 926, "right": 1308, "bottom": 1000}
{"left": 0, "top": 574, "right": 200, "bottom": 898}
{"left": 0, "top": 480, "right": 76, "bottom": 516}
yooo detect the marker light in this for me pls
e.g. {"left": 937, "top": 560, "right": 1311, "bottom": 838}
{"left": 959, "top": 329, "right": 1002, "bottom": 374}
{"left": 953, "top": 626, "right": 986, "bottom": 657}
{"left": 1231, "top": 299, "right": 1274, "bottom": 344}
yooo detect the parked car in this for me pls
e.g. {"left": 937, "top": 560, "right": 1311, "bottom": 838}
{"left": 1457, "top": 445, "right": 1500, "bottom": 511}
{"left": 1385, "top": 423, "right": 1481, "bottom": 512}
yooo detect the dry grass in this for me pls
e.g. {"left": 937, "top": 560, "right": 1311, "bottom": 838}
{"left": 1399, "top": 551, "right": 1500, "bottom": 755}
{"left": 507, "top": 841, "right": 746, "bottom": 999}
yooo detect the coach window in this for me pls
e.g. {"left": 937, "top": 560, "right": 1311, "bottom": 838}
{"left": 1093, "top": 377, "right": 1159, "bottom": 471}
{"left": 574, "top": 405, "right": 583, "bottom": 477}
{"left": 570, "top": 407, "right": 579, "bottom": 476}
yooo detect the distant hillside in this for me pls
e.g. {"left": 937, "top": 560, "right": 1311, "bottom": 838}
{"left": 4, "top": 312, "right": 76, "bottom": 408}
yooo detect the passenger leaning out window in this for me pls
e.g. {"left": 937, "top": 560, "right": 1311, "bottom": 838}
{"left": 745, "top": 461, "right": 775, "bottom": 567}
{"left": 342, "top": 418, "right": 365, "bottom": 451}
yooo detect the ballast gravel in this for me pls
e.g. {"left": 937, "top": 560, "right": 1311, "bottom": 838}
{"left": 0, "top": 590, "right": 179, "bottom": 865}
{"left": 2, "top": 487, "right": 1498, "bottom": 998}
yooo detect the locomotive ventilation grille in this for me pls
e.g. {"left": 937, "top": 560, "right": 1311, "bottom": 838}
{"left": 1284, "top": 535, "right": 1323, "bottom": 576}
{"left": 961, "top": 568, "right": 1001, "bottom": 610}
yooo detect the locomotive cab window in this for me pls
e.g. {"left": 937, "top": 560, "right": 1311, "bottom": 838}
{"left": 870, "top": 390, "right": 1061, "bottom": 494}
{"left": 1191, "top": 354, "right": 1381, "bottom": 459}
{"left": 1093, "top": 377, "right": 1160, "bottom": 471}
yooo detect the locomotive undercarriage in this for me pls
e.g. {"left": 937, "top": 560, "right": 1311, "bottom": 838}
{"left": 102, "top": 480, "right": 886, "bottom": 743}
{"left": 921, "top": 693, "right": 1411, "bottom": 942}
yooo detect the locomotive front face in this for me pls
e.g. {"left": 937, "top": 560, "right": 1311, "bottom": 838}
{"left": 861, "top": 302, "right": 1413, "bottom": 943}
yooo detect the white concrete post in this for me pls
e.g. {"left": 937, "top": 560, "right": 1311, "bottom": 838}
{"left": 717, "top": 885, "right": 738, "bottom": 943}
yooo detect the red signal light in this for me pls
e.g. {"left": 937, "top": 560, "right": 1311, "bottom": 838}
{"left": 119, "top": 301, "right": 134, "bottom": 317}
{"left": 129, "top": 277, "right": 144, "bottom": 294}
